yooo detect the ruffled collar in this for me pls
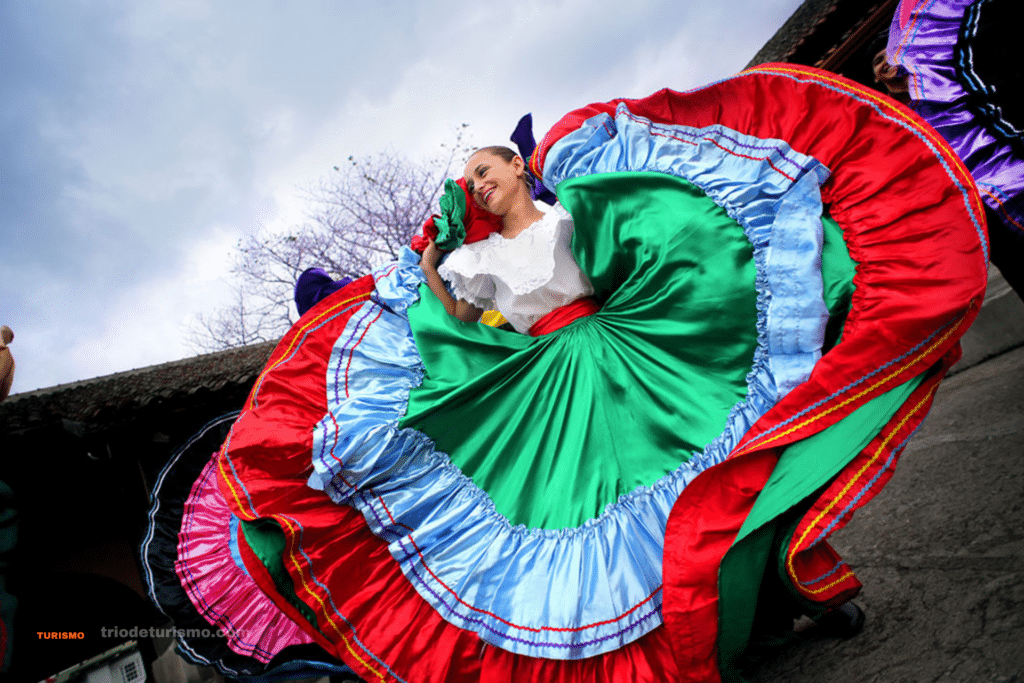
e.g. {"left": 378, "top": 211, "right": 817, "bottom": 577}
{"left": 461, "top": 204, "right": 567, "bottom": 295}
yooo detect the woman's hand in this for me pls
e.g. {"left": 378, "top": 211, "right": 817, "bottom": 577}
{"left": 418, "top": 242, "right": 482, "bottom": 323}
{"left": 420, "top": 239, "right": 457, "bottom": 316}
{"left": 421, "top": 239, "right": 444, "bottom": 271}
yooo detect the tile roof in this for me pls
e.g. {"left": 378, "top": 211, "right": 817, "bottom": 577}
{"left": 748, "top": 0, "right": 842, "bottom": 67}
{"left": 747, "top": 0, "right": 892, "bottom": 69}
{"left": 0, "top": 341, "right": 276, "bottom": 434}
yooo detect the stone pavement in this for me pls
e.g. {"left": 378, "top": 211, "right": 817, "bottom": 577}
{"left": 955, "top": 267, "right": 1024, "bottom": 373}
{"left": 750, "top": 342, "right": 1024, "bottom": 683}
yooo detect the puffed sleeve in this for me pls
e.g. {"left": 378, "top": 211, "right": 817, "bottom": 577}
{"left": 437, "top": 245, "right": 497, "bottom": 311}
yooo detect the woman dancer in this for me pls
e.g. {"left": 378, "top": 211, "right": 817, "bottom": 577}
{"left": 878, "top": 0, "right": 1022, "bottom": 298}
{"left": 420, "top": 146, "right": 595, "bottom": 338}
{"left": 145, "top": 64, "right": 988, "bottom": 683}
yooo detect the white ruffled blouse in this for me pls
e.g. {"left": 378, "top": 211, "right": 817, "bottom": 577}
{"left": 437, "top": 203, "right": 595, "bottom": 334}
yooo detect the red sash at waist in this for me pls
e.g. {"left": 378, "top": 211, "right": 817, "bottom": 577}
{"left": 528, "top": 297, "right": 600, "bottom": 337}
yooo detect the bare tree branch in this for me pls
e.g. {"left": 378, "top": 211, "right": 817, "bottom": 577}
{"left": 188, "top": 125, "right": 474, "bottom": 351}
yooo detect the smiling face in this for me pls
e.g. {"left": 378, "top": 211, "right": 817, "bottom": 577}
{"left": 872, "top": 49, "right": 909, "bottom": 100}
{"left": 463, "top": 149, "right": 527, "bottom": 216}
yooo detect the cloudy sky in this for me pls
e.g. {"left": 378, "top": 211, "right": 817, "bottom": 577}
{"left": 1, "top": 0, "right": 802, "bottom": 394}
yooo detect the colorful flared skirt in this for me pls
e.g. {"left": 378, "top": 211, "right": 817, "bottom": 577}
{"left": 887, "top": 0, "right": 1023, "bottom": 235}
{"left": 143, "top": 64, "right": 988, "bottom": 683}
{"left": 140, "top": 411, "right": 359, "bottom": 681}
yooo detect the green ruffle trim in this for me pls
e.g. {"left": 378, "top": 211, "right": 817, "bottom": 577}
{"left": 434, "top": 178, "right": 467, "bottom": 251}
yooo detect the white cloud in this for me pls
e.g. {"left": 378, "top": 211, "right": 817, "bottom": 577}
{"left": 1, "top": 0, "right": 805, "bottom": 392}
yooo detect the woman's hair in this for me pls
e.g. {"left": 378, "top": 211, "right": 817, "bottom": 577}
{"left": 471, "top": 146, "right": 537, "bottom": 191}
{"left": 474, "top": 145, "right": 518, "bottom": 163}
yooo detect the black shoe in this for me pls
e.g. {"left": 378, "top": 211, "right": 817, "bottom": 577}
{"left": 813, "top": 601, "right": 865, "bottom": 639}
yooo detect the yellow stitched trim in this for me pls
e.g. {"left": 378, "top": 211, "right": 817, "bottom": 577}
{"left": 787, "top": 381, "right": 940, "bottom": 595}
{"left": 275, "top": 515, "right": 346, "bottom": 638}
{"left": 246, "top": 292, "right": 370, "bottom": 411}
{"left": 746, "top": 64, "right": 983, "bottom": 217}
{"left": 207, "top": 478, "right": 387, "bottom": 681}
{"left": 805, "top": 570, "right": 858, "bottom": 595}
{"left": 982, "top": 188, "right": 1024, "bottom": 232}
{"left": 275, "top": 515, "right": 386, "bottom": 681}
{"left": 216, "top": 453, "right": 256, "bottom": 521}
{"left": 736, "top": 311, "right": 967, "bottom": 456}
{"left": 892, "top": 6, "right": 933, "bottom": 96}
{"left": 210, "top": 288, "right": 386, "bottom": 679}
{"left": 890, "top": 9, "right": 921, "bottom": 63}
{"left": 221, "top": 292, "right": 372, "bottom": 512}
